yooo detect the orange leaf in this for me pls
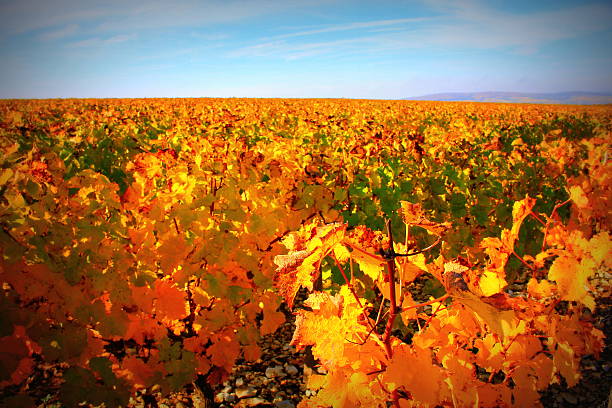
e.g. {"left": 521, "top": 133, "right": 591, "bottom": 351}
{"left": 399, "top": 201, "right": 450, "bottom": 235}
{"left": 207, "top": 332, "right": 240, "bottom": 373}
{"left": 155, "top": 281, "right": 187, "bottom": 321}
{"left": 0, "top": 327, "right": 34, "bottom": 387}
{"left": 259, "top": 292, "right": 286, "bottom": 336}
{"left": 120, "top": 185, "right": 140, "bottom": 211}
{"left": 120, "top": 355, "right": 158, "bottom": 388}
{"left": 526, "top": 278, "right": 556, "bottom": 299}
{"left": 553, "top": 342, "right": 580, "bottom": 387}
{"left": 384, "top": 343, "right": 448, "bottom": 406}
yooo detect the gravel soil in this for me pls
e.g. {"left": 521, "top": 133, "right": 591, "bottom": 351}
{"left": 206, "top": 289, "right": 611, "bottom": 408}
{"left": 1, "top": 290, "right": 610, "bottom": 408}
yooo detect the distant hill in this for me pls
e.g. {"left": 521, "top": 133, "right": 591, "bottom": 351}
{"left": 404, "top": 91, "right": 612, "bottom": 105}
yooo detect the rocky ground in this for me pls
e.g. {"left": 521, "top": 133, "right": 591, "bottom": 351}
{"left": 2, "top": 289, "right": 610, "bottom": 408}
{"left": 203, "top": 287, "right": 612, "bottom": 408}
{"left": 208, "top": 315, "right": 307, "bottom": 408}
{"left": 208, "top": 313, "right": 610, "bottom": 408}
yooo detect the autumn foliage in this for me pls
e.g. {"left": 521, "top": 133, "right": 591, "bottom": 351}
{"left": 0, "top": 98, "right": 610, "bottom": 407}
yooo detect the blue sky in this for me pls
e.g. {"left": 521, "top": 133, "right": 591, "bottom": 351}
{"left": 1, "top": 0, "right": 611, "bottom": 98}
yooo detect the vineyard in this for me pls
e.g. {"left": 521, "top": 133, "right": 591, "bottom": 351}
{"left": 0, "top": 98, "right": 610, "bottom": 407}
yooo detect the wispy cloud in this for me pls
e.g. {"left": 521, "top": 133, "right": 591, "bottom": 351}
{"left": 417, "top": 2, "right": 612, "bottom": 53}
{"left": 1, "top": 0, "right": 611, "bottom": 98}
{"left": 227, "top": 36, "right": 383, "bottom": 60}
{"left": 39, "top": 24, "right": 79, "bottom": 41}
{"left": 0, "top": 0, "right": 334, "bottom": 38}
{"left": 230, "top": 1, "right": 612, "bottom": 61}
{"left": 0, "top": 0, "right": 114, "bottom": 37}
{"left": 190, "top": 32, "right": 231, "bottom": 42}
{"left": 385, "top": 2, "right": 605, "bottom": 51}
{"left": 227, "top": 17, "right": 430, "bottom": 60}
{"left": 271, "top": 17, "right": 430, "bottom": 39}
{"left": 67, "top": 34, "right": 135, "bottom": 48}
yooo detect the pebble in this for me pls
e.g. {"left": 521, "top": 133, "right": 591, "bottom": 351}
{"left": 243, "top": 397, "right": 267, "bottom": 406}
{"left": 236, "top": 386, "right": 258, "bottom": 399}
{"left": 275, "top": 400, "right": 296, "bottom": 408}
{"left": 235, "top": 377, "right": 245, "bottom": 387}
{"left": 561, "top": 392, "right": 578, "bottom": 405}
{"left": 266, "top": 365, "right": 286, "bottom": 378}
{"left": 214, "top": 392, "right": 229, "bottom": 404}
{"left": 284, "top": 364, "right": 299, "bottom": 376}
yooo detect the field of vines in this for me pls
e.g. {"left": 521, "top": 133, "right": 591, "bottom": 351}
{"left": 0, "top": 98, "right": 610, "bottom": 407}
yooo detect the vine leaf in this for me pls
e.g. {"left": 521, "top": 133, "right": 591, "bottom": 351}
{"left": 383, "top": 343, "right": 447, "bottom": 406}
{"left": 274, "top": 223, "right": 346, "bottom": 308}
{"left": 548, "top": 231, "right": 610, "bottom": 310}
{"left": 290, "top": 287, "right": 373, "bottom": 368}
{"left": 259, "top": 292, "right": 286, "bottom": 336}
{"left": 398, "top": 202, "right": 450, "bottom": 235}
{"left": 120, "top": 355, "right": 159, "bottom": 388}
{"left": 568, "top": 185, "right": 588, "bottom": 208}
{"left": 155, "top": 280, "right": 188, "bottom": 321}
{"left": 0, "top": 326, "right": 34, "bottom": 387}
{"left": 443, "top": 262, "right": 525, "bottom": 339}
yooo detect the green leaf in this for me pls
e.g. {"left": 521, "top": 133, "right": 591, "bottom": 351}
{"left": 97, "top": 309, "right": 128, "bottom": 338}
{"left": 158, "top": 337, "right": 182, "bottom": 362}
{"left": 449, "top": 193, "right": 467, "bottom": 218}
{"left": 164, "top": 350, "right": 196, "bottom": 391}
{"left": 132, "top": 269, "right": 157, "bottom": 287}
{"left": 0, "top": 230, "right": 25, "bottom": 263}
{"left": 470, "top": 204, "right": 489, "bottom": 226}
{"left": 333, "top": 187, "right": 347, "bottom": 201}
{"left": 89, "top": 356, "right": 117, "bottom": 385}
{"left": 422, "top": 278, "right": 446, "bottom": 298}
{"left": 60, "top": 367, "right": 100, "bottom": 407}
{"left": 429, "top": 178, "right": 446, "bottom": 195}
{"left": 398, "top": 179, "right": 414, "bottom": 194}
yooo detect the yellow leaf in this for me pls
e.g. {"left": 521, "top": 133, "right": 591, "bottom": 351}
{"left": 478, "top": 268, "right": 507, "bottom": 296}
{"left": 0, "top": 168, "right": 13, "bottom": 186}
{"left": 588, "top": 232, "right": 611, "bottom": 267}
{"left": 397, "top": 251, "right": 427, "bottom": 284}
{"left": 332, "top": 244, "right": 351, "bottom": 263}
{"left": 455, "top": 290, "right": 525, "bottom": 339}
{"left": 351, "top": 249, "right": 384, "bottom": 282}
{"left": 568, "top": 185, "right": 588, "bottom": 208}
{"left": 548, "top": 255, "right": 595, "bottom": 310}
{"left": 274, "top": 223, "right": 347, "bottom": 308}
{"left": 526, "top": 278, "right": 556, "bottom": 299}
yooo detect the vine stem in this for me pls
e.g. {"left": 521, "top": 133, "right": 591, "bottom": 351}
{"left": 382, "top": 219, "right": 398, "bottom": 360}
{"left": 391, "top": 389, "right": 401, "bottom": 408}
